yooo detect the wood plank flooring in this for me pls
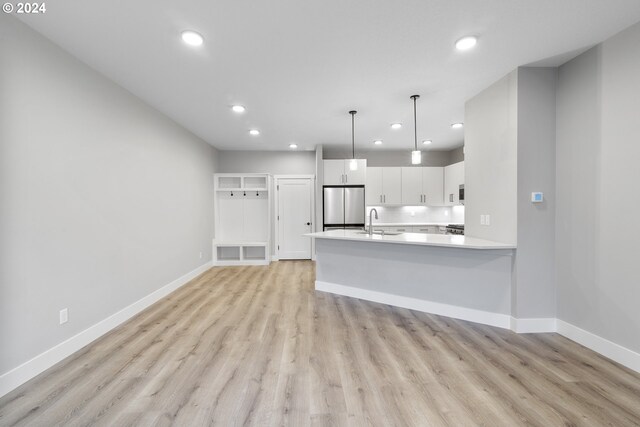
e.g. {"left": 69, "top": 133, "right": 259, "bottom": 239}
{"left": 1, "top": 261, "right": 640, "bottom": 426}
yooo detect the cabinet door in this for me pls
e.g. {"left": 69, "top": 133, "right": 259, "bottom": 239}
{"left": 413, "top": 226, "right": 437, "bottom": 234}
{"left": 366, "top": 167, "right": 383, "bottom": 205}
{"left": 323, "top": 160, "right": 345, "bottom": 185}
{"left": 382, "top": 167, "right": 402, "bottom": 205}
{"left": 422, "top": 167, "right": 444, "bottom": 206}
{"left": 401, "top": 167, "right": 423, "bottom": 205}
{"left": 345, "top": 159, "right": 367, "bottom": 185}
{"left": 444, "top": 161, "right": 464, "bottom": 205}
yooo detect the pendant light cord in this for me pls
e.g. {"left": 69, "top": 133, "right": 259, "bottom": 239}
{"left": 349, "top": 110, "right": 357, "bottom": 159}
{"left": 411, "top": 95, "right": 419, "bottom": 151}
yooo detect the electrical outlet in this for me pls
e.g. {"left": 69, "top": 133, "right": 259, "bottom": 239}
{"left": 199, "top": 251, "right": 203, "bottom": 259}
{"left": 486, "top": 215, "right": 491, "bottom": 226}
{"left": 480, "top": 215, "right": 486, "bottom": 225}
{"left": 59, "top": 308, "right": 68, "bottom": 325}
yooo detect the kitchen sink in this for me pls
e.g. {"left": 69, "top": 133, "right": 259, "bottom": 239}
{"left": 356, "top": 231, "right": 403, "bottom": 236}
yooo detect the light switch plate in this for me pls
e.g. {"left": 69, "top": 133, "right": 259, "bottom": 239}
{"left": 59, "top": 308, "right": 68, "bottom": 325}
{"left": 480, "top": 215, "right": 486, "bottom": 225}
{"left": 486, "top": 215, "right": 491, "bottom": 226}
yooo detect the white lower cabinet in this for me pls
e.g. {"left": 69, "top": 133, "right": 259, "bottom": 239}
{"left": 412, "top": 225, "right": 438, "bottom": 234}
{"left": 365, "top": 225, "right": 448, "bottom": 234}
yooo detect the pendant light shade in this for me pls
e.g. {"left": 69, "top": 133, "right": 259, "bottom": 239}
{"left": 349, "top": 110, "right": 358, "bottom": 170}
{"left": 411, "top": 150, "right": 422, "bottom": 165}
{"left": 410, "top": 95, "right": 421, "bottom": 165}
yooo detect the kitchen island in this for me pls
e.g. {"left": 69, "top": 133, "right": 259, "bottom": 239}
{"left": 306, "top": 229, "right": 516, "bottom": 329}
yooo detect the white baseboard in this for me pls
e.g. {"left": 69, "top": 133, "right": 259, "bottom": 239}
{"left": 0, "top": 262, "right": 212, "bottom": 399}
{"left": 510, "top": 317, "right": 557, "bottom": 333}
{"left": 316, "top": 281, "right": 512, "bottom": 330}
{"left": 556, "top": 320, "right": 640, "bottom": 373}
{"left": 316, "top": 281, "right": 640, "bottom": 374}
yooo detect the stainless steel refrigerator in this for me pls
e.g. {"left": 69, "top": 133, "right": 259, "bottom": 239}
{"left": 323, "top": 186, "right": 365, "bottom": 230}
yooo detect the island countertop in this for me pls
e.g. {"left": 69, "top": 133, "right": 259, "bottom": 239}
{"left": 306, "top": 229, "right": 516, "bottom": 250}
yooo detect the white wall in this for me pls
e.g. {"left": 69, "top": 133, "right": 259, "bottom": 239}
{"left": 514, "top": 67, "right": 557, "bottom": 319}
{"left": 464, "top": 68, "right": 557, "bottom": 319}
{"left": 464, "top": 71, "right": 518, "bottom": 244}
{"left": 0, "top": 15, "right": 217, "bottom": 376}
{"left": 556, "top": 22, "right": 640, "bottom": 354}
{"left": 217, "top": 150, "right": 316, "bottom": 175}
{"left": 448, "top": 147, "right": 465, "bottom": 164}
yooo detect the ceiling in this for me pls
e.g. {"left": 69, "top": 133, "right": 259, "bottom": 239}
{"left": 19, "top": 0, "right": 640, "bottom": 152}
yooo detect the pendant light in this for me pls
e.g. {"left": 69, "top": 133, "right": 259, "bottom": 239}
{"left": 349, "top": 110, "right": 358, "bottom": 171}
{"left": 410, "top": 95, "right": 421, "bottom": 165}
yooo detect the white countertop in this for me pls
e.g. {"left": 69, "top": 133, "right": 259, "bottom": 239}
{"left": 367, "top": 222, "right": 457, "bottom": 227}
{"left": 306, "top": 229, "right": 515, "bottom": 250}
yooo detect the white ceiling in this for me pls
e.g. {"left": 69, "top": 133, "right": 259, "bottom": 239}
{"left": 19, "top": 0, "right": 640, "bottom": 152}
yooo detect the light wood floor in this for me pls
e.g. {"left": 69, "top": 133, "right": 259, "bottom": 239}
{"left": 1, "top": 261, "right": 640, "bottom": 426}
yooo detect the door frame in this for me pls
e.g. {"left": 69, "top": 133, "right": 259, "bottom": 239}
{"left": 273, "top": 175, "right": 316, "bottom": 261}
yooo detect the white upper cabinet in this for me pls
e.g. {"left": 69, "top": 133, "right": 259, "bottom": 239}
{"left": 383, "top": 167, "right": 402, "bottom": 205}
{"left": 366, "top": 167, "right": 383, "bottom": 205}
{"left": 401, "top": 167, "right": 423, "bottom": 205}
{"left": 346, "top": 159, "right": 367, "bottom": 185}
{"left": 444, "top": 161, "right": 465, "bottom": 205}
{"left": 401, "top": 167, "right": 444, "bottom": 205}
{"left": 366, "top": 167, "right": 401, "bottom": 205}
{"left": 323, "top": 160, "right": 347, "bottom": 185}
{"left": 323, "top": 159, "right": 367, "bottom": 185}
{"left": 423, "top": 167, "right": 444, "bottom": 206}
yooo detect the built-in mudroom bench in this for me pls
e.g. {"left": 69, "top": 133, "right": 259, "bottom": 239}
{"left": 213, "top": 173, "right": 271, "bottom": 265}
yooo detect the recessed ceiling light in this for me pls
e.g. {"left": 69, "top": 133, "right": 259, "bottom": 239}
{"left": 422, "top": 140, "right": 432, "bottom": 145}
{"left": 391, "top": 123, "right": 402, "bottom": 130}
{"left": 451, "top": 123, "right": 464, "bottom": 129}
{"left": 249, "top": 129, "right": 260, "bottom": 136}
{"left": 181, "top": 30, "right": 204, "bottom": 47}
{"left": 231, "top": 105, "right": 246, "bottom": 113}
{"left": 289, "top": 143, "right": 298, "bottom": 149}
{"left": 373, "top": 140, "right": 383, "bottom": 145}
{"left": 455, "top": 36, "right": 477, "bottom": 51}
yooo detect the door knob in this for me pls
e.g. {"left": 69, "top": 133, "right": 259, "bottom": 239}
{"left": 306, "top": 222, "right": 311, "bottom": 225}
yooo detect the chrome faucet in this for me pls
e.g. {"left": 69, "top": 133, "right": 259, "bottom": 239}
{"left": 368, "top": 208, "right": 378, "bottom": 236}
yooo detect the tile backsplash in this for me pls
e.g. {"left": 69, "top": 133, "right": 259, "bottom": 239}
{"left": 365, "top": 205, "right": 464, "bottom": 224}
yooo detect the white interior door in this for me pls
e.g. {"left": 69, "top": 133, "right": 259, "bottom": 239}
{"left": 278, "top": 178, "right": 313, "bottom": 259}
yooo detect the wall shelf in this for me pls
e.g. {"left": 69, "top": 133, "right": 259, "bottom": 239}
{"left": 213, "top": 242, "right": 269, "bottom": 265}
